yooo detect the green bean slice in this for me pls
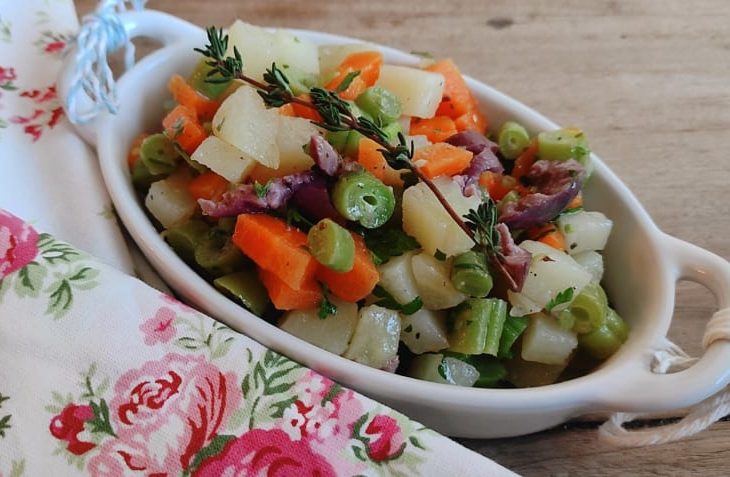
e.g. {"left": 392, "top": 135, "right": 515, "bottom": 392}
{"left": 497, "top": 121, "right": 530, "bottom": 159}
{"left": 332, "top": 171, "right": 395, "bottom": 229}
{"left": 307, "top": 219, "right": 356, "bottom": 272}
{"left": 140, "top": 133, "right": 179, "bottom": 175}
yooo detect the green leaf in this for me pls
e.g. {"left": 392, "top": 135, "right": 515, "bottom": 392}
{"left": 372, "top": 285, "right": 423, "bottom": 315}
{"left": 334, "top": 70, "right": 361, "bottom": 93}
{"left": 433, "top": 249, "right": 447, "bottom": 261}
{"left": 318, "top": 284, "right": 337, "bottom": 319}
{"left": 437, "top": 357, "right": 448, "bottom": 380}
{"left": 10, "top": 460, "right": 25, "bottom": 477}
{"left": 352, "top": 445, "right": 368, "bottom": 462}
{"left": 45, "top": 279, "right": 72, "bottom": 319}
{"left": 269, "top": 395, "right": 297, "bottom": 418}
{"left": 40, "top": 240, "right": 80, "bottom": 264}
{"left": 362, "top": 228, "right": 420, "bottom": 265}
{"left": 0, "top": 414, "right": 11, "bottom": 438}
{"left": 321, "top": 383, "right": 342, "bottom": 406}
{"left": 409, "top": 435, "right": 425, "bottom": 450}
{"left": 187, "top": 434, "right": 236, "bottom": 474}
{"left": 88, "top": 399, "right": 116, "bottom": 437}
{"left": 545, "top": 287, "right": 575, "bottom": 313}
{"left": 13, "top": 262, "right": 46, "bottom": 298}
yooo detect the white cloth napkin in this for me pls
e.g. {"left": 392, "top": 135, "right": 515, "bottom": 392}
{"left": 0, "top": 2, "right": 517, "bottom": 475}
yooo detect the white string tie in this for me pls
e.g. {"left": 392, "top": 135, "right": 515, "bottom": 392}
{"left": 65, "top": 0, "right": 147, "bottom": 124}
{"left": 599, "top": 307, "right": 730, "bottom": 446}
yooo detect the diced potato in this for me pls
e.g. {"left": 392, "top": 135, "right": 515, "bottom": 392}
{"left": 410, "top": 252, "right": 465, "bottom": 309}
{"left": 273, "top": 30, "right": 320, "bottom": 76}
{"left": 409, "top": 354, "right": 479, "bottom": 386}
{"left": 508, "top": 240, "right": 592, "bottom": 317}
{"left": 400, "top": 308, "right": 449, "bottom": 354}
{"left": 557, "top": 211, "right": 613, "bottom": 255}
{"left": 145, "top": 170, "right": 196, "bottom": 229}
{"left": 212, "top": 86, "right": 280, "bottom": 169}
{"left": 344, "top": 305, "right": 400, "bottom": 369}
{"left": 572, "top": 250, "right": 604, "bottom": 282}
{"left": 377, "top": 252, "right": 419, "bottom": 305}
{"left": 404, "top": 134, "right": 431, "bottom": 151}
{"left": 278, "top": 299, "right": 358, "bottom": 355}
{"left": 521, "top": 313, "right": 578, "bottom": 365}
{"left": 226, "top": 21, "right": 277, "bottom": 82}
{"left": 402, "top": 177, "right": 480, "bottom": 256}
{"left": 376, "top": 65, "right": 444, "bottom": 118}
{"left": 191, "top": 136, "right": 257, "bottom": 183}
{"left": 249, "top": 116, "right": 321, "bottom": 182}
{"left": 318, "top": 43, "right": 376, "bottom": 83}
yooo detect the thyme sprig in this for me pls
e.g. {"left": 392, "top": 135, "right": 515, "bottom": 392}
{"left": 195, "top": 27, "right": 505, "bottom": 277}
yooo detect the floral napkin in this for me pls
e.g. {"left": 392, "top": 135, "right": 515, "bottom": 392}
{"left": 0, "top": 1, "right": 515, "bottom": 476}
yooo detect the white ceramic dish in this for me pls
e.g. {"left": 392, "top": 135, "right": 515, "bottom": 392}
{"left": 59, "top": 10, "right": 730, "bottom": 438}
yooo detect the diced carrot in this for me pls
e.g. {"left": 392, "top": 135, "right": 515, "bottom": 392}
{"left": 259, "top": 268, "right": 322, "bottom": 310}
{"left": 188, "top": 171, "right": 229, "bottom": 201}
{"left": 566, "top": 192, "right": 583, "bottom": 210}
{"left": 527, "top": 223, "right": 567, "bottom": 252}
{"left": 357, "top": 137, "right": 404, "bottom": 186}
{"left": 425, "top": 59, "right": 476, "bottom": 119}
{"left": 162, "top": 105, "right": 207, "bottom": 155}
{"left": 168, "top": 74, "right": 221, "bottom": 121}
{"left": 127, "top": 133, "right": 148, "bottom": 167}
{"left": 317, "top": 234, "right": 378, "bottom": 302}
{"left": 232, "top": 214, "right": 317, "bottom": 290}
{"left": 414, "top": 142, "right": 473, "bottom": 179}
{"left": 512, "top": 138, "right": 539, "bottom": 180}
{"left": 454, "top": 106, "right": 488, "bottom": 134}
{"left": 290, "top": 94, "right": 323, "bottom": 122}
{"left": 479, "top": 171, "right": 518, "bottom": 201}
{"left": 326, "top": 51, "right": 383, "bottom": 100}
{"left": 278, "top": 103, "right": 296, "bottom": 117}
{"left": 410, "top": 116, "right": 458, "bottom": 143}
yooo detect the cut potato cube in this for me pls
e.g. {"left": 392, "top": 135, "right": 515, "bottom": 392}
{"left": 191, "top": 136, "right": 257, "bottom": 183}
{"left": 145, "top": 170, "right": 196, "bottom": 229}
{"left": 402, "top": 177, "right": 480, "bottom": 256}
{"left": 508, "top": 240, "right": 592, "bottom": 317}
{"left": 521, "top": 313, "right": 578, "bottom": 365}
{"left": 212, "top": 86, "right": 280, "bottom": 169}
{"left": 273, "top": 30, "right": 320, "bottom": 76}
{"left": 400, "top": 308, "right": 449, "bottom": 354}
{"left": 557, "top": 211, "right": 613, "bottom": 255}
{"left": 410, "top": 252, "right": 465, "bottom": 310}
{"left": 250, "top": 116, "right": 321, "bottom": 182}
{"left": 344, "top": 305, "right": 400, "bottom": 369}
{"left": 318, "top": 43, "right": 376, "bottom": 83}
{"left": 226, "top": 21, "right": 277, "bottom": 82}
{"left": 409, "top": 354, "right": 479, "bottom": 386}
{"left": 376, "top": 65, "right": 444, "bottom": 118}
{"left": 572, "top": 250, "right": 604, "bottom": 282}
{"left": 377, "top": 252, "right": 419, "bottom": 305}
{"left": 278, "top": 299, "right": 358, "bottom": 355}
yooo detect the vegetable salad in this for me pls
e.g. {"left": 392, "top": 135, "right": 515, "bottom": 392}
{"left": 129, "top": 20, "right": 628, "bottom": 388}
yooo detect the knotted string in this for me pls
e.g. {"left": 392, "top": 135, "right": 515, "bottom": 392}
{"left": 65, "top": 0, "right": 147, "bottom": 124}
{"left": 599, "top": 307, "right": 730, "bottom": 446}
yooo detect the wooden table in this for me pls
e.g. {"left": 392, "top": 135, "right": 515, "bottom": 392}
{"left": 76, "top": 0, "right": 730, "bottom": 474}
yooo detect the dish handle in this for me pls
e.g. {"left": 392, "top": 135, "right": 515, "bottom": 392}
{"left": 58, "top": 9, "right": 200, "bottom": 145}
{"left": 602, "top": 234, "right": 730, "bottom": 411}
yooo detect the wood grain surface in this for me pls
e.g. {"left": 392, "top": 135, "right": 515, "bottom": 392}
{"left": 75, "top": 0, "right": 730, "bottom": 474}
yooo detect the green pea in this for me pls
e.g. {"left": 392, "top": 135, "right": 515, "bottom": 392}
{"left": 188, "top": 59, "right": 231, "bottom": 99}
{"left": 497, "top": 121, "right": 530, "bottom": 159}
{"left": 332, "top": 171, "right": 395, "bottom": 229}
{"left": 307, "top": 219, "right": 356, "bottom": 272}
{"left": 450, "top": 251, "right": 493, "bottom": 297}
{"left": 355, "top": 86, "right": 402, "bottom": 125}
{"left": 578, "top": 308, "right": 629, "bottom": 360}
{"left": 140, "top": 133, "right": 180, "bottom": 175}
{"left": 537, "top": 128, "right": 590, "bottom": 165}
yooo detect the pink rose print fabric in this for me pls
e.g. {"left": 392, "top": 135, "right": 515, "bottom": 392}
{"left": 88, "top": 353, "right": 240, "bottom": 475}
{"left": 139, "top": 307, "right": 176, "bottom": 345}
{"left": 0, "top": 209, "right": 39, "bottom": 278}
